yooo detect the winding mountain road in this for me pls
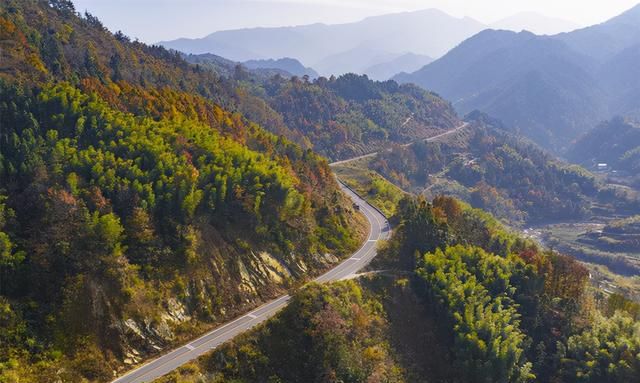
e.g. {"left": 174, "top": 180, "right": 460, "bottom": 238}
{"left": 329, "top": 122, "right": 468, "bottom": 166}
{"left": 112, "top": 122, "right": 468, "bottom": 383}
{"left": 112, "top": 183, "right": 391, "bottom": 383}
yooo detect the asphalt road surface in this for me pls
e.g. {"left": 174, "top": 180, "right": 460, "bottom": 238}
{"left": 112, "top": 182, "right": 390, "bottom": 383}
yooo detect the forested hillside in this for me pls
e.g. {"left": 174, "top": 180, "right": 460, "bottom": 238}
{"left": 367, "top": 114, "right": 602, "bottom": 224}
{"left": 0, "top": 1, "right": 367, "bottom": 381}
{"left": 381, "top": 196, "right": 640, "bottom": 382}
{"left": 185, "top": 53, "right": 461, "bottom": 160}
{"left": 158, "top": 196, "right": 640, "bottom": 383}
{"left": 395, "top": 4, "right": 640, "bottom": 152}
{"left": 4, "top": 2, "right": 638, "bottom": 383}
{"left": 395, "top": 30, "right": 606, "bottom": 151}
{"left": 160, "top": 280, "right": 412, "bottom": 383}
{"left": 254, "top": 74, "right": 460, "bottom": 160}
{"left": 555, "top": 4, "right": 640, "bottom": 61}
{"left": 568, "top": 117, "right": 640, "bottom": 183}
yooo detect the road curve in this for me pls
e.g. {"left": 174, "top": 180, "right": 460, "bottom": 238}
{"left": 112, "top": 182, "right": 390, "bottom": 383}
{"left": 330, "top": 122, "right": 469, "bottom": 166}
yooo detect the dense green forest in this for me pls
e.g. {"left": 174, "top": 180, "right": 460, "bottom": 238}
{"left": 367, "top": 113, "right": 637, "bottom": 224}
{"left": 249, "top": 74, "right": 460, "bottom": 160}
{"left": 160, "top": 280, "right": 408, "bottom": 383}
{"left": 156, "top": 195, "right": 640, "bottom": 382}
{"left": 0, "top": 1, "right": 371, "bottom": 381}
{"left": 383, "top": 196, "right": 640, "bottom": 382}
{"left": 399, "top": 197, "right": 639, "bottom": 382}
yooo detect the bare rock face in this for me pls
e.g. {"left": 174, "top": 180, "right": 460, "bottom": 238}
{"left": 114, "top": 229, "right": 342, "bottom": 368}
{"left": 162, "top": 298, "right": 191, "bottom": 323}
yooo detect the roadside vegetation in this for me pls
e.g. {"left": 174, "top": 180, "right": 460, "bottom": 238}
{"left": 332, "top": 159, "right": 406, "bottom": 217}
{"left": 0, "top": 1, "right": 367, "bottom": 380}
{"left": 369, "top": 115, "right": 604, "bottom": 225}
{"left": 2, "top": 1, "right": 640, "bottom": 382}
{"left": 155, "top": 195, "right": 640, "bottom": 383}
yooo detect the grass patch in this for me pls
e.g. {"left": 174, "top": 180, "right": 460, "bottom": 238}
{"left": 333, "top": 160, "right": 407, "bottom": 217}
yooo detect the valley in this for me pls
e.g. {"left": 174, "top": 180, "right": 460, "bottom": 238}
{"left": 114, "top": 121, "right": 468, "bottom": 382}
{"left": 155, "top": 191, "right": 640, "bottom": 383}
{"left": 1, "top": 1, "right": 640, "bottom": 382}
{"left": 331, "top": 120, "right": 640, "bottom": 301}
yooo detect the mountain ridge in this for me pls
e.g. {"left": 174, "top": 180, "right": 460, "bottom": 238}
{"left": 395, "top": 4, "right": 640, "bottom": 151}
{"left": 0, "top": 1, "right": 368, "bottom": 380}
{"left": 159, "top": 8, "right": 487, "bottom": 76}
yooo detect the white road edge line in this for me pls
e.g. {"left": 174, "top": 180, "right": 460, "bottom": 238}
{"left": 111, "top": 169, "right": 391, "bottom": 383}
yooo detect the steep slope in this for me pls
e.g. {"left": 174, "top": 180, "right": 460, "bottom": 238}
{"left": 0, "top": 1, "right": 366, "bottom": 381}
{"left": 178, "top": 51, "right": 464, "bottom": 163}
{"left": 556, "top": 4, "right": 640, "bottom": 61}
{"left": 159, "top": 9, "right": 486, "bottom": 75}
{"left": 168, "top": 59, "right": 462, "bottom": 163}
{"left": 395, "top": 5, "right": 640, "bottom": 152}
{"left": 369, "top": 113, "right": 600, "bottom": 224}
{"left": 568, "top": 117, "right": 640, "bottom": 175}
{"left": 158, "top": 277, "right": 452, "bottom": 383}
{"left": 256, "top": 74, "right": 461, "bottom": 160}
{"left": 395, "top": 30, "right": 605, "bottom": 149}
{"left": 175, "top": 55, "right": 463, "bottom": 163}
{"left": 158, "top": 195, "right": 640, "bottom": 383}
{"left": 598, "top": 43, "right": 640, "bottom": 118}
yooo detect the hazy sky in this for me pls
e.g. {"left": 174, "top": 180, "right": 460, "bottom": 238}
{"left": 72, "top": 0, "right": 640, "bottom": 43}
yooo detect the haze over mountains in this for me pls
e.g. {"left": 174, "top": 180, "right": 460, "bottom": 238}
{"left": 396, "top": 4, "right": 640, "bottom": 151}
{"left": 4, "top": 1, "right": 640, "bottom": 382}
{"left": 556, "top": 4, "right": 640, "bottom": 61}
{"left": 491, "top": 12, "right": 580, "bottom": 35}
{"left": 364, "top": 53, "right": 433, "bottom": 81}
{"left": 160, "top": 9, "right": 483, "bottom": 70}
{"left": 160, "top": 8, "right": 579, "bottom": 79}
{"left": 161, "top": 4, "right": 640, "bottom": 152}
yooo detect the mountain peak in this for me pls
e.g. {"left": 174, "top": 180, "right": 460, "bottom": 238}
{"left": 607, "top": 3, "right": 640, "bottom": 24}
{"left": 163, "top": 8, "right": 486, "bottom": 69}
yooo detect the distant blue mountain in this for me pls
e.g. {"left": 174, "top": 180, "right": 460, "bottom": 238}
{"left": 159, "top": 9, "right": 486, "bottom": 76}
{"left": 364, "top": 53, "right": 433, "bottom": 81}
{"left": 395, "top": 4, "right": 640, "bottom": 152}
